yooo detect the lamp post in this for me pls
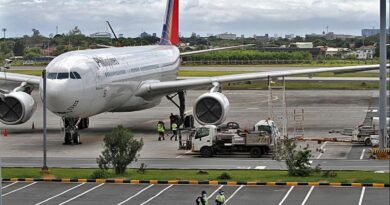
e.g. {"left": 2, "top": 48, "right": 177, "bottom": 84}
{"left": 42, "top": 70, "right": 48, "bottom": 172}
{"left": 1, "top": 28, "right": 6, "bottom": 42}
{"left": 379, "top": 0, "right": 388, "bottom": 149}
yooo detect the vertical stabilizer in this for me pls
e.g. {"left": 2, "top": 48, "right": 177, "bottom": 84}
{"left": 160, "top": 0, "right": 179, "bottom": 45}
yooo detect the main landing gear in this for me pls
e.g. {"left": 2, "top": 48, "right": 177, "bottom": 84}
{"left": 166, "top": 91, "right": 194, "bottom": 129}
{"left": 63, "top": 117, "right": 89, "bottom": 145}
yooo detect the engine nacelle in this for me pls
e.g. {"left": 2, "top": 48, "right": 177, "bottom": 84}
{"left": 0, "top": 92, "right": 36, "bottom": 125}
{"left": 193, "top": 92, "right": 230, "bottom": 125}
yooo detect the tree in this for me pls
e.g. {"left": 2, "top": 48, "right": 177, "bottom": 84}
{"left": 32, "top": 28, "right": 40, "bottom": 36}
{"left": 273, "top": 138, "right": 313, "bottom": 176}
{"left": 97, "top": 125, "right": 143, "bottom": 174}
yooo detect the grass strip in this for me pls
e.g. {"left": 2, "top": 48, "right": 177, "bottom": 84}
{"left": 2, "top": 168, "right": 389, "bottom": 184}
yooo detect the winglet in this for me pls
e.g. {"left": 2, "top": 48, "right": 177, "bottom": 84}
{"left": 160, "top": 0, "right": 179, "bottom": 45}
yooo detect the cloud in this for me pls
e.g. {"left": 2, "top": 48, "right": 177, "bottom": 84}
{"left": 0, "top": 0, "right": 381, "bottom": 38}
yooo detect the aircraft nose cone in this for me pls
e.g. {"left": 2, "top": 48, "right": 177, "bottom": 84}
{"left": 45, "top": 80, "right": 78, "bottom": 114}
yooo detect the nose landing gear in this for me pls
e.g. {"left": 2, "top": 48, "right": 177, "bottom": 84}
{"left": 63, "top": 117, "right": 89, "bottom": 145}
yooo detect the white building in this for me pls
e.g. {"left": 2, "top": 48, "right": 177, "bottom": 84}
{"left": 90, "top": 32, "right": 111, "bottom": 38}
{"left": 216, "top": 32, "right": 237, "bottom": 40}
{"left": 290, "top": 42, "right": 313, "bottom": 48}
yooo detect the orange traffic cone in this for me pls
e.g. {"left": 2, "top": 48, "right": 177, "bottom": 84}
{"left": 3, "top": 129, "right": 8, "bottom": 137}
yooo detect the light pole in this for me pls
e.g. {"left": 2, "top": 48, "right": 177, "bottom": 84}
{"left": 42, "top": 70, "right": 48, "bottom": 172}
{"left": 1, "top": 28, "right": 6, "bottom": 42}
{"left": 379, "top": 0, "right": 388, "bottom": 149}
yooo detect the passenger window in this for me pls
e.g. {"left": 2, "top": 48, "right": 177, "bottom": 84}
{"left": 195, "top": 127, "right": 210, "bottom": 139}
{"left": 57, "top": 72, "right": 69, "bottom": 79}
{"left": 47, "top": 73, "right": 57, "bottom": 79}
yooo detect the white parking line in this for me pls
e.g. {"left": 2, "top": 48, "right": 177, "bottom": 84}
{"left": 317, "top": 142, "right": 328, "bottom": 159}
{"left": 175, "top": 150, "right": 192, "bottom": 158}
{"left": 1, "top": 182, "right": 18, "bottom": 189}
{"left": 301, "top": 186, "right": 314, "bottom": 205}
{"left": 35, "top": 183, "right": 86, "bottom": 205}
{"left": 225, "top": 185, "right": 243, "bottom": 204}
{"left": 2, "top": 182, "right": 37, "bottom": 197}
{"left": 208, "top": 185, "right": 223, "bottom": 199}
{"left": 58, "top": 183, "right": 104, "bottom": 205}
{"left": 117, "top": 184, "right": 154, "bottom": 205}
{"left": 358, "top": 187, "right": 366, "bottom": 205}
{"left": 140, "top": 184, "right": 173, "bottom": 205}
{"left": 360, "top": 149, "right": 366, "bottom": 160}
{"left": 278, "top": 186, "right": 294, "bottom": 205}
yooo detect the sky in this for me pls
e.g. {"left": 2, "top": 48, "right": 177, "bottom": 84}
{"left": 0, "top": 0, "right": 384, "bottom": 38}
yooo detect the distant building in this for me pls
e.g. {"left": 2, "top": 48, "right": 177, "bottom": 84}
{"left": 253, "top": 34, "right": 269, "bottom": 41}
{"left": 140, "top": 32, "right": 150, "bottom": 38}
{"left": 285, "top": 34, "right": 295, "bottom": 40}
{"left": 290, "top": 42, "right": 313, "bottom": 48}
{"left": 216, "top": 32, "right": 237, "bottom": 40}
{"left": 361, "top": 29, "right": 390, "bottom": 37}
{"left": 152, "top": 33, "right": 157, "bottom": 37}
{"left": 345, "top": 46, "right": 375, "bottom": 59}
{"left": 306, "top": 32, "right": 355, "bottom": 40}
{"left": 90, "top": 32, "right": 111, "bottom": 38}
{"left": 118, "top": 34, "right": 124, "bottom": 38}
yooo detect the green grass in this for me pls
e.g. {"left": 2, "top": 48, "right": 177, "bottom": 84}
{"left": 8, "top": 70, "right": 43, "bottom": 76}
{"left": 224, "top": 81, "right": 380, "bottom": 90}
{"left": 2, "top": 168, "right": 389, "bottom": 184}
{"left": 179, "top": 70, "right": 379, "bottom": 77}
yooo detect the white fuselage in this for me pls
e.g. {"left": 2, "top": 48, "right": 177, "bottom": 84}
{"left": 40, "top": 45, "right": 180, "bottom": 118}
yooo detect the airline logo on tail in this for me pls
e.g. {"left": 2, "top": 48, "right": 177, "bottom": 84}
{"left": 160, "top": 0, "right": 179, "bottom": 45}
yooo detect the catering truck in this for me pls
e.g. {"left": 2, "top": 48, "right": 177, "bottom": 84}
{"left": 191, "top": 120, "right": 281, "bottom": 157}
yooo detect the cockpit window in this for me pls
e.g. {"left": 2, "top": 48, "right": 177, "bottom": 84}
{"left": 47, "top": 73, "right": 57, "bottom": 79}
{"left": 57, "top": 72, "right": 69, "bottom": 79}
{"left": 47, "top": 72, "right": 81, "bottom": 79}
{"left": 73, "top": 72, "right": 81, "bottom": 79}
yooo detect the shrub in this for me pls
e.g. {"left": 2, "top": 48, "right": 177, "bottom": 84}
{"left": 90, "top": 169, "right": 110, "bottom": 179}
{"left": 97, "top": 125, "right": 143, "bottom": 174}
{"left": 217, "top": 172, "right": 232, "bottom": 180}
{"left": 273, "top": 138, "right": 314, "bottom": 177}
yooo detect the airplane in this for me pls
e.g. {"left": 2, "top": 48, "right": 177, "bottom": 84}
{"left": 0, "top": 0, "right": 383, "bottom": 145}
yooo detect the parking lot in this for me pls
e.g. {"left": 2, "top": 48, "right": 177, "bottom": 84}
{"left": 1, "top": 182, "right": 389, "bottom": 205}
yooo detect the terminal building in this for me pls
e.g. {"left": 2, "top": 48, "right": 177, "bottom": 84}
{"left": 90, "top": 32, "right": 111, "bottom": 38}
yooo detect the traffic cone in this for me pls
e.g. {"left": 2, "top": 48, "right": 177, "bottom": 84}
{"left": 3, "top": 129, "right": 8, "bottom": 137}
{"left": 32, "top": 122, "right": 35, "bottom": 129}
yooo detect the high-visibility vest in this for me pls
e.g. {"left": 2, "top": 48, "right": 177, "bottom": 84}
{"left": 172, "top": 123, "right": 178, "bottom": 131}
{"left": 216, "top": 194, "right": 225, "bottom": 204}
{"left": 157, "top": 123, "right": 165, "bottom": 132}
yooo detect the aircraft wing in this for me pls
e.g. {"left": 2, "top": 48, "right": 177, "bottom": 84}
{"left": 135, "top": 64, "right": 383, "bottom": 98}
{"left": 180, "top": 44, "right": 254, "bottom": 56}
{"left": 0, "top": 72, "right": 41, "bottom": 85}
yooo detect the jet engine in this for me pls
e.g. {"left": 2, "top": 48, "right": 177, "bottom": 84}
{"left": 0, "top": 92, "right": 36, "bottom": 125}
{"left": 193, "top": 92, "right": 229, "bottom": 125}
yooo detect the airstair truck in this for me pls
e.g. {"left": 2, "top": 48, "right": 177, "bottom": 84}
{"left": 191, "top": 120, "right": 280, "bottom": 158}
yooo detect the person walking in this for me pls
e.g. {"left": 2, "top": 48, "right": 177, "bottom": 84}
{"left": 215, "top": 190, "right": 225, "bottom": 205}
{"left": 170, "top": 121, "right": 178, "bottom": 141}
{"left": 157, "top": 121, "right": 165, "bottom": 141}
{"left": 196, "top": 190, "right": 208, "bottom": 205}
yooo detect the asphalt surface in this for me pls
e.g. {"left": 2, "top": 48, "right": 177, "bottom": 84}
{"left": 1, "top": 80, "right": 388, "bottom": 170}
{"left": 1, "top": 182, "right": 389, "bottom": 205}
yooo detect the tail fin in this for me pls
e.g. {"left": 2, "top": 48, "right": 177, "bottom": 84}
{"left": 160, "top": 0, "right": 179, "bottom": 45}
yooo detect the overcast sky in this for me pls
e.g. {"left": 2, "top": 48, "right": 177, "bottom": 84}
{"left": 0, "top": 0, "right": 384, "bottom": 38}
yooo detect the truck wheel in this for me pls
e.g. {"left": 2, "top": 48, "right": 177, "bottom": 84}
{"left": 364, "top": 138, "right": 372, "bottom": 146}
{"left": 200, "top": 147, "right": 213, "bottom": 157}
{"left": 250, "top": 147, "right": 262, "bottom": 158}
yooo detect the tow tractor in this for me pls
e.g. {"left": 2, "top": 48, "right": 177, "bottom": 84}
{"left": 185, "top": 120, "right": 281, "bottom": 157}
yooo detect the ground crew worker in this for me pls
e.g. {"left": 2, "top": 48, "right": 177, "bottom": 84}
{"left": 215, "top": 190, "right": 225, "bottom": 205}
{"left": 196, "top": 190, "right": 208, "bottom": 205}
{"left": 170, "top": 121, "right": 178, "bottom": 141}
{"left": 157, "top": 121, "right": 165, "bottom": 141}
